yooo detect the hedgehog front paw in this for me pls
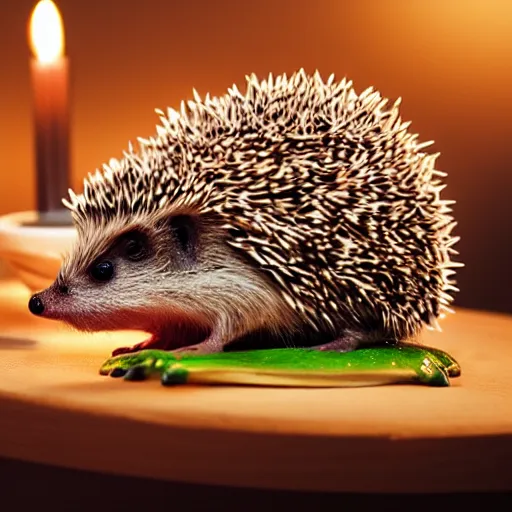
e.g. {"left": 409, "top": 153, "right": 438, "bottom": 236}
{"left": 99, "top": 349, "right": 178, "bottom": 381}
{"left": 111, "top": 335, "right": 164, "bottom": 356}
{"left": 111, "top": 343, "right": 144, "bottom": 357}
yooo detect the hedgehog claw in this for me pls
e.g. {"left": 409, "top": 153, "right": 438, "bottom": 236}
{"left": 111, "top": 339, "right": 154, "bottom": 357}
{"left": 111, "top": 335, "right": 169, "bottom": 356}
{"left": 111, "top": 345, "right": 138, "bottom": 357}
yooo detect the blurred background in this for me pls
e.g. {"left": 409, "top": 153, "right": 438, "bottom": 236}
{"left": 0, "top": 0, "right": 511, "bottom": 314}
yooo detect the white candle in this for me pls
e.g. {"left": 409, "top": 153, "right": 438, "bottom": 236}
{"left": 28, "top": 0, "right": 70, "bottom": 217}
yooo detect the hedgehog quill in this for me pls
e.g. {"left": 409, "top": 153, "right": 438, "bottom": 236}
{"left": 28, "top": 70, "right": 462, "bottom": 376}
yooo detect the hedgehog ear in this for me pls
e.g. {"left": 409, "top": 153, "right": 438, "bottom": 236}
{"left": 168, "top": 214, "right": 198, "bottom": 256}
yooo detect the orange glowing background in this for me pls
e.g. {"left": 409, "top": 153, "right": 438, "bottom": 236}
{"left": 0, "top": 0, "right": 511, "bottom": 313}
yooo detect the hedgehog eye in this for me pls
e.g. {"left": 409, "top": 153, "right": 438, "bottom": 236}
{"left": 90, "top": 261, "right": 115, "bottom": 283}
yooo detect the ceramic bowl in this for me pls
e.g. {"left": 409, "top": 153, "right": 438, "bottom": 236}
{"left": 0, "top": 211, "right": 76, "bottom": 293}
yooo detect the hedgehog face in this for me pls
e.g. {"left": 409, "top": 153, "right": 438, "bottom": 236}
{"left": 28, "top": 212, "right": 293, "bottom": 350}
{"left": 30, "top": 214, "right": 205, "bottom": 329}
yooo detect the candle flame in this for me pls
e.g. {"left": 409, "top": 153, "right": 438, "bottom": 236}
{"left": 29, "top": 0, "right": 65, "bottom": 64}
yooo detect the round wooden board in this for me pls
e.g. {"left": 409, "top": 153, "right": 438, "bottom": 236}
{"left": 0, "top": 279, "right": 511, "bottom": 493}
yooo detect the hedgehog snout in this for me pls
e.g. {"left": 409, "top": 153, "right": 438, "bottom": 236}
{"left": 28, "top": 282, "right": 70, "bottom": 318}
{"left": 28, "top": 294, "right": 45, "bottom": 316}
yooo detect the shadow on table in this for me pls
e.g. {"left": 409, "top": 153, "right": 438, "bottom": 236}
{"left": 0, "top": 335, "right": 38, "bottom": 349}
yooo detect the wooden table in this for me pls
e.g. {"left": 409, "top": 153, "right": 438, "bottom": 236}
{"left": 0, "top": 278, "right": 511, "bottom": 494}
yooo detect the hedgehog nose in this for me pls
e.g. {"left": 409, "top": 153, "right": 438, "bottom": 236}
{"left": 28, "top": 294, "right": 45, "bottom": 316}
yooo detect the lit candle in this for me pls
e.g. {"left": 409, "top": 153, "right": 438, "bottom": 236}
{"left": 28, "top": 0, "right": 71, "bottom": 222}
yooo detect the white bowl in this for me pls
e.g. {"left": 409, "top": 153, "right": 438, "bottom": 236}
{"left": 0, "top": 211, "right": 76, "bottom": 293}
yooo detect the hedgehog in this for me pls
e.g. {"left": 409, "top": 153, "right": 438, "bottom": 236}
{"left": 28, "top": 69, "right": 462, "bottom": 358}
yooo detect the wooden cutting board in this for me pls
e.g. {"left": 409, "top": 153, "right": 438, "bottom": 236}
{"left": 0, "top": 278, "right": 511, "bottom": 493}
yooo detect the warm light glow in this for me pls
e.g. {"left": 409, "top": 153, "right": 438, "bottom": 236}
{"left": 29, "top": 0, "right": 65, "bottom": 63}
